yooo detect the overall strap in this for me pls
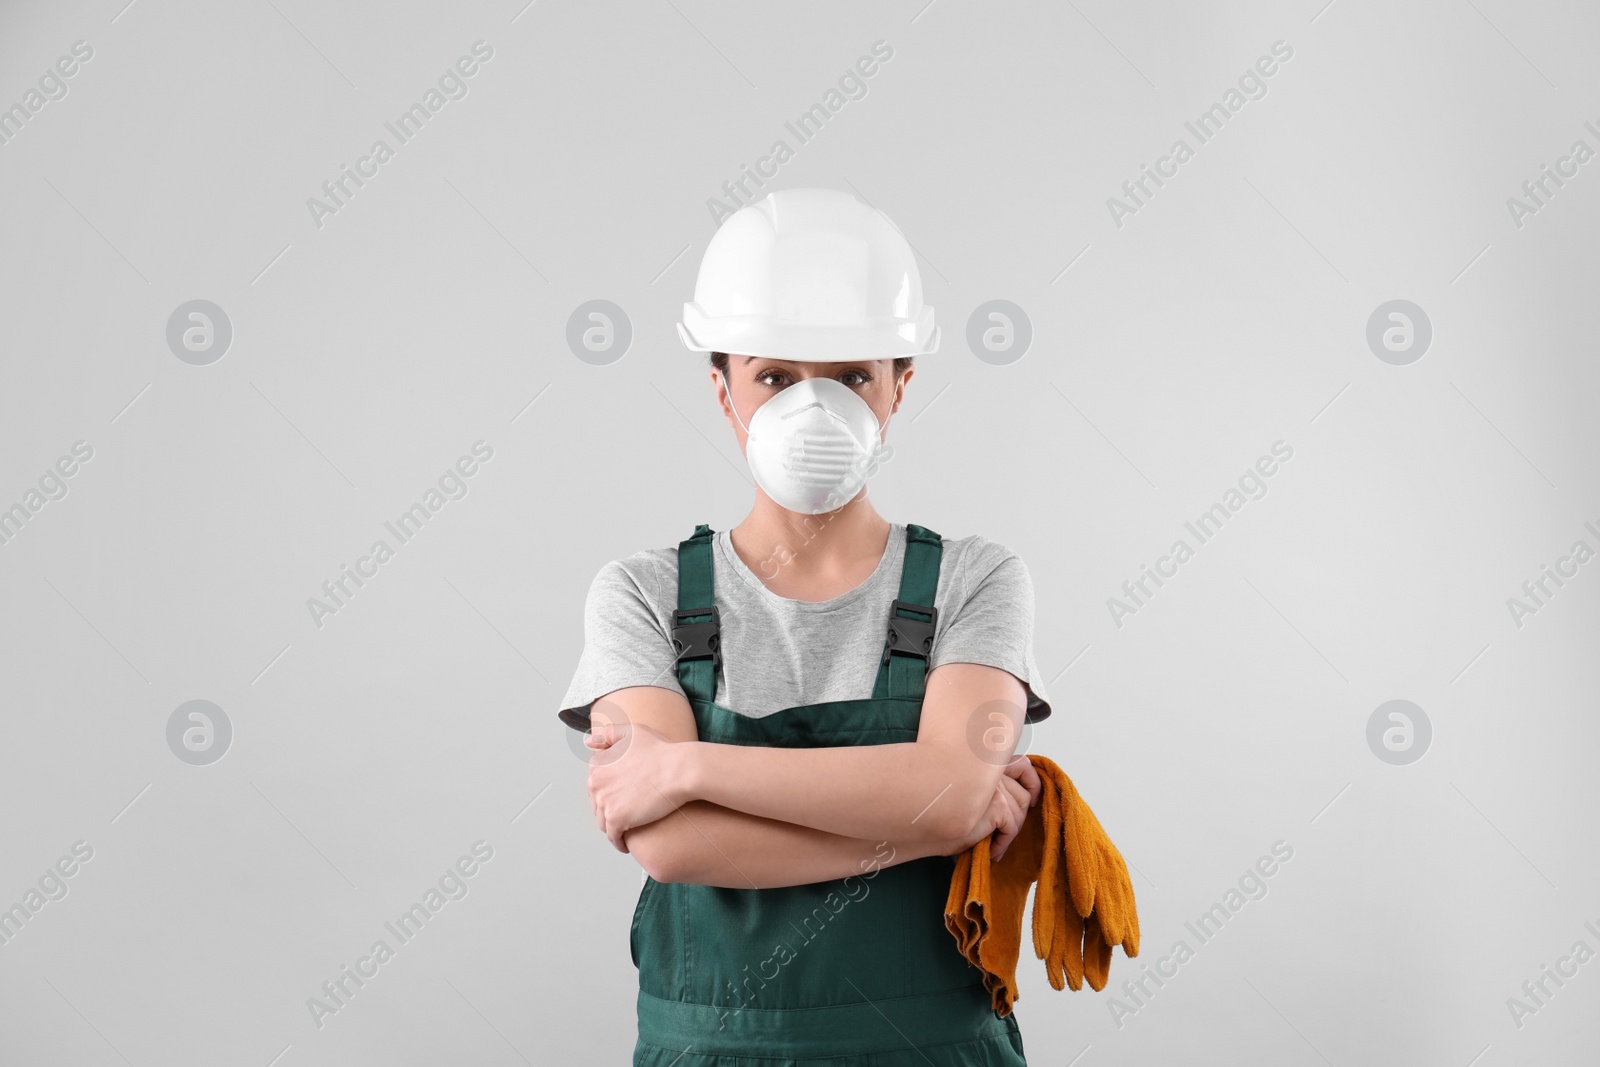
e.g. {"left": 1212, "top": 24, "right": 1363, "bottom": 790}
{"left": 673, "top": 524, "right": 721, "bottom": 706}
{"left": 871, "top": 524, "right": 943, "bottom": 700}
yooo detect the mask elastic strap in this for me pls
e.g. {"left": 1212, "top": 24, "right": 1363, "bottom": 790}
{"left": 719, "top": 367, "right": 753, "bottom": 435}
{"left": 875, "top": 374, "right": 903, "bottom": 448}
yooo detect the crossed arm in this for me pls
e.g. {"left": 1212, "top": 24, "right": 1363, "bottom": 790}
{"left": 583, "top": 662, "right": 1037, "bottom": 888}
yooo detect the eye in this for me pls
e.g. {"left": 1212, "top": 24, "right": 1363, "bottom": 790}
{"left": 753, "top": 367, "right": 873, "bottom": 389}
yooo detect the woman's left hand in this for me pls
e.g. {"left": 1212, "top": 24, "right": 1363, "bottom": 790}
{"left": 586, "top": 721, "right": 690, "bottom": 853}
{"left": 1001, "top": 753, "right": 1042, "bottom": 809}
{"left": 989, "top": 755, "right": 1041, "bottom": 861}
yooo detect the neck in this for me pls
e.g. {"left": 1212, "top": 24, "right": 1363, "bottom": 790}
{"left": 730, "top": 493, "right": 891, "bottom": 584}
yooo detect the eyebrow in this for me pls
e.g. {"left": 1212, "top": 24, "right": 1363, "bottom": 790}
{"left": 741, "top": 357, "right": 879, "bottom": 371}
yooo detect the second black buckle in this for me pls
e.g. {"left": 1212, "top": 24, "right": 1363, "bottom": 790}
{"left": 881, "top": 599, "right": 938, "bottom": 665}
{"left": 672, "top": 606, "right": 722, "bottom": 671}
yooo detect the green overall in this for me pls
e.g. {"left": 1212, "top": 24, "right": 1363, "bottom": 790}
{"left": 629, "top": 523, "right": 1030, "bottom": 1066}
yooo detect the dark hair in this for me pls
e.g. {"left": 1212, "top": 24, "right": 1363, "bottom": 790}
{"left": 710, "top": 351, "right": 913, "bottom": 377}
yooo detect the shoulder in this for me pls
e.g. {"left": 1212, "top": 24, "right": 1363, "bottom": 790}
{"left": 587, "top": 545, "right": 678, "bottom": 595}
{"left": 933, "top": 529, "right": 1030, "bottom": 595}
{"left": 579, "top": 545, "right": 681, "bottom": 627}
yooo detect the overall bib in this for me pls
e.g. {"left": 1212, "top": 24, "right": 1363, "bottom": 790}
{"left": 630, "top": 523, "right": 1030, "bottom": 1066}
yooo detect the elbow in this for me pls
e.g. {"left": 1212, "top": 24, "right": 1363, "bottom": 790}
{"left": 625, "top": 822, "right": 689, "bottom": 884}
{"left": 915, "top": 810, "right": 961, "bottom": 846}
{"left": 934, "top": 767, "right": 1001, "bottom": 843}
{"left": 917, "top": 793, "right": 972, "bottom": 843}
{"left": 935, "top": 801, "right": 980, "bottom": 846}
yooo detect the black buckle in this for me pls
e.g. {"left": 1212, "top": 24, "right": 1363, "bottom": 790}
{"left": 672, "top": 606, "right": 722, "bottom": 671}
{"left": 881, "top": 599, "right": 938, "bottom": 665}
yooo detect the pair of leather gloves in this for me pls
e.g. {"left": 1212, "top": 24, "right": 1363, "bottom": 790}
{"left": 943, "top": 753, "right": 1140, "bottom": 1017}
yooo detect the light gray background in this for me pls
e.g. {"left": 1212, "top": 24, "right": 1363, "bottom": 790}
{"left": 2, "top": 1, "right": 1596, "bottom": 1064}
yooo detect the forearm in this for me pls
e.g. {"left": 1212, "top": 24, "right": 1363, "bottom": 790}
{"left": 676, "top": 740, "right": 981, "bottom": 844}
{"left": 625, "top": 799, "right": 943, "bottom": 889}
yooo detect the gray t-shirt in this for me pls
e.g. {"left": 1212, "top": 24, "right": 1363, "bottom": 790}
{"left": 557, "top": 522, "right": 1053, "bottom": 731}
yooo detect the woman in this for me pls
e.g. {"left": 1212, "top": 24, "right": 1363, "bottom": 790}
{"left": 560, "top": 189, "right": 1055, "bottom": 1065}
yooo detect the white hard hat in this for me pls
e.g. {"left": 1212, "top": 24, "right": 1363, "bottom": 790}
{"left": 678, "top": 187, "right": 939, "bottom": 362}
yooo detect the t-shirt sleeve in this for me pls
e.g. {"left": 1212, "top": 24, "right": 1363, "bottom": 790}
{"left": 556, "top": 558, "right": 687, "bottom": 732}
{"left": 928, "top": 542, "right": 1054, "bottom": 724}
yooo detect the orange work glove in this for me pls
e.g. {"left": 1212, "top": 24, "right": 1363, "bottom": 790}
{"left": 945, "top": 754, "right": 1140, "bottom": 1010}
{"left": 1040, "top": 758, "right": 1141, "bottom": 991}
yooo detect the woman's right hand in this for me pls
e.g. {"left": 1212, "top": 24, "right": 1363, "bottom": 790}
{"left": 931, "top": 775, "right": 1032, "bottom": 860}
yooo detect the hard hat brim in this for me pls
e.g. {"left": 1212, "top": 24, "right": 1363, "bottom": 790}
{"left": 678, "top": 305, "right": 938, "bottom": 361}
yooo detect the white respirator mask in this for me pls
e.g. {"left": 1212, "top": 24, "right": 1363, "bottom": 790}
{"left": 723, "top": 372, "right": 895, "bottom": 515}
